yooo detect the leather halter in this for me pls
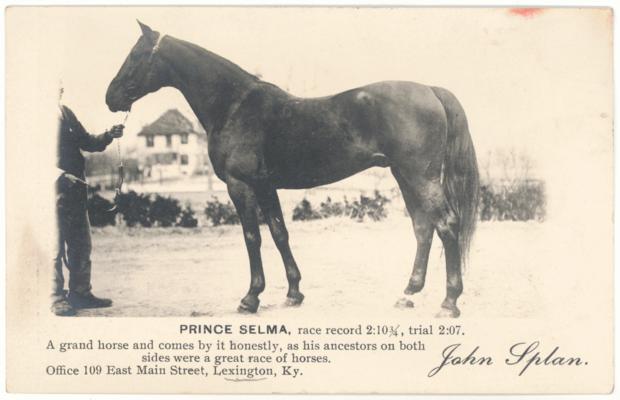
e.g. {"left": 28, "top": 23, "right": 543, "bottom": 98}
{"left": 149, "top": 33, "right": 165, "bottom": 62}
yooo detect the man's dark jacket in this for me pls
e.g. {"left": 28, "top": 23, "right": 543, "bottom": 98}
{"left": 57, "top": 105, "right": 113, "bottom": 207}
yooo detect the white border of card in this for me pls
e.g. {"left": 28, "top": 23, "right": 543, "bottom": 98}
{"left": 2, "top": 1, "right": 617, "bottom": 397}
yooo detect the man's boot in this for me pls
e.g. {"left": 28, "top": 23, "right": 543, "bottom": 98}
{"left": 68, "top": 291, "right": 113, "bottom": 309}
{"left": 51, "top": 296, "right": 76, "bottom": 316}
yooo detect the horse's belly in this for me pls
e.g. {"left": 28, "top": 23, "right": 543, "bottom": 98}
{"left": 268, "top": 146, "right": 386, "bottom": 189}
{"left": 272, "top": 164, "right": 367, "bottom": 189}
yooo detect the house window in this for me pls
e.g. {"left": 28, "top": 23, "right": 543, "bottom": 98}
{"left": 180, "top": 154, "right": 189, "bottom": 165}
{"left": 181, "top": 133, "right": 189, "bottom": 144}
{"left": 154, "top": 153, "right": 175, "bottom": 165}
{"left": 146, "top": 136, "right": 154, "bottom": 147}
{"left": 166, "top": 135, "right": 172, "bottom": 147}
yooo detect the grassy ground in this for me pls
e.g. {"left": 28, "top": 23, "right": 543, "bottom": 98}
{"left": 80, "top": 217, "right": 546, "bottom": 318}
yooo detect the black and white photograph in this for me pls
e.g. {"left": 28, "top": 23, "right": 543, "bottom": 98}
{"left": 5, "top": 5, "right": 614, "bottom": 394}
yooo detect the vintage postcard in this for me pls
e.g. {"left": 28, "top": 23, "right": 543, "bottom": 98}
{"left": 5, "top": 6, "right": 614, "bottom": 394}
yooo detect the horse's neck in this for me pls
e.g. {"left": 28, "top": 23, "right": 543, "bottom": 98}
{"left": 159, "top": 37, "right": 258, "bottom": 134}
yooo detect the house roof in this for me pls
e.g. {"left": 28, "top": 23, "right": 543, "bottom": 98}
{"left": 137, "top": 109, "right": 203, "bottom": 136}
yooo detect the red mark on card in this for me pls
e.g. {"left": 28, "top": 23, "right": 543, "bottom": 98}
{"left": 509, "top": 8, "right": 544, "bottom": 18}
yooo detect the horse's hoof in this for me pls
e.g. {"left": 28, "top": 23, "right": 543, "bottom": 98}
{"left": 395, "top": 297, "right": 415, "bottom": 308}
{"left": 285, "top": 292, "right": 304, "bottom": 307}
{"left": 435, "top": 306, "right": 460, "bottom": 318}
{"left": 404, "top": 282, "right": 423, "bottom": 295}
{"left": 237, "top": 297, "right": 259, "bottom": 314}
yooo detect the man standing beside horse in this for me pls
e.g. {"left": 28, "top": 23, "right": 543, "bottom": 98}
{"left": 52, "top": 88, "right": 125, "bottom": 316}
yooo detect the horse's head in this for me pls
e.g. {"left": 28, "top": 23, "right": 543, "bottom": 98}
{"left": 106, "top": 21, "right": 167, "bottom": 112}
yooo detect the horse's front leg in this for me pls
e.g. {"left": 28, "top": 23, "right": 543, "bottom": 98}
{"left": 227, "top": 177, "right": 264, "bottom": 313}
{"left": 256, "top": 187, "right": 304, "bottom": 307}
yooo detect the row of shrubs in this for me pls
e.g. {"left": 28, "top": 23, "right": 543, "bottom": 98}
{"left": 87, "top": 181, "right": 546, "bottom": 228}
{"left": 292, "top": 191, "right": 390, "bottom": 222}
{"left": 479, "top": 181, "right": 546, "bottom": 222}
{"left": 88, "top": 190, "right": 199, "bottom": 228}
{"left": 87, "top": 190, "right": 391, "bottom": 228}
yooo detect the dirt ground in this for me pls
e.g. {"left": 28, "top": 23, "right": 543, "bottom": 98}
{"left": 79, "top": 217, "right": 546, "bottom": 318}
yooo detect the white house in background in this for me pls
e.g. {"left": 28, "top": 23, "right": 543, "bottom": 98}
{"left": 137, "top": 109, "right": 210, "bottom": 179}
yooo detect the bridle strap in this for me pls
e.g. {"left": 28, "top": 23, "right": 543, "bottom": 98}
{"left": 117, "top": 111, "right": 130, "bottom": 194}
{"left": 149, "top": 33, "right": 165, "bottom": 62}
{"left": 108, "top": 111, "right": 130, "bottom": 213}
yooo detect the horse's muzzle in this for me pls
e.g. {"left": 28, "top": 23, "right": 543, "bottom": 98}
{"left": 105, "top": 84, "right": 132, "bottom": 112}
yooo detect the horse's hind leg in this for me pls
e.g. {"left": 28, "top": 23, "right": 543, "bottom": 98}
{"left": 418, "top": 181, "right": 462, "bottom": 318}
{"left": 256, "top": 187, "right": 304, "bottom": 306}
{"left": 436, "top": 223, "right": 462, "bottom": 318}
{"left": 392, "top": 168, "right": 434, "bottom": 295}
{"left": 394, "top": 169, "right": 462, "bottom": 318}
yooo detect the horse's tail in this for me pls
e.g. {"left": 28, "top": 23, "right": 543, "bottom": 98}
{"left": 431, "top": 86, "right": 480, "bottom": 269}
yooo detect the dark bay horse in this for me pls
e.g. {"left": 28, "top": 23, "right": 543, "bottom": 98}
{"left": 106, "top": 22, "right": 479, "bottom": 317}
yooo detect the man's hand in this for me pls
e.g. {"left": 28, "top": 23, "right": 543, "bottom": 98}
{"left": 62, "top": 173, "right": 84, "bottom": 188}
{"left": 107, "top": 124, "right": 125, "bottom": 139}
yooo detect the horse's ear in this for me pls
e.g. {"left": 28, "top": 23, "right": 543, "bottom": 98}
{"left": 137, "top": 20, "right": 155, "bottom": 37}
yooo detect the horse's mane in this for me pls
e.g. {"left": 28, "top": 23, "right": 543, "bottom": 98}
{"left": 169, "top": 36, "right": 260, "bottom": 83}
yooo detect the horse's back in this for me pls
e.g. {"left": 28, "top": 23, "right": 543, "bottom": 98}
{"left": 327, "top": 81, "right": 449, "bottom": 153}
{"left": 330, "top": 80, "right": 443, "bottom": 109}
